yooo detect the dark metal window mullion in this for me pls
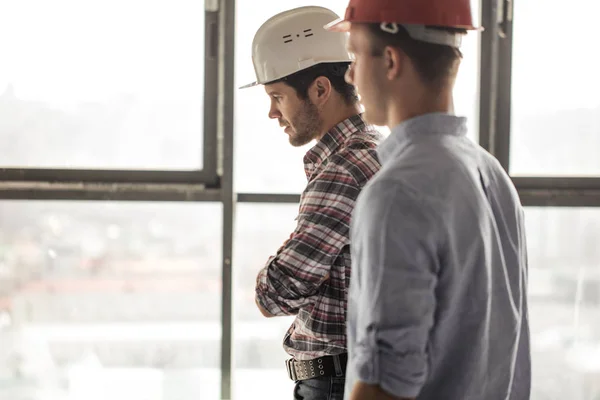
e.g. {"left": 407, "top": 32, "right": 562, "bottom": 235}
{"left": 220, "top": 0, "right": 235, "bottom": 398}
{"left": 203, "top": 3, "right": 222, "bottom": 187}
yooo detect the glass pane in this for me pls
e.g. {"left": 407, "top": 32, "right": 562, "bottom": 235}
{"left": 510, "top": 1, "right": 600, "bottom": 176}
{"left": 526, "top": 208, "right": 600, "bottom": 400}
{"left": 0, "top": 201, "right": 222, "bottom": 400}
{"left": 0, "top": 0, "right": 205, "bottom": 170}
{"left": 234, "top": 0, "right": 481, "bottom": 193}
{"left": 233, "top": 204, "right": 298, "bottom": 399}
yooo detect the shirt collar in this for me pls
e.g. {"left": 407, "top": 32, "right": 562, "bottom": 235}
{"left": 378, "top": 112, "right": 468, "bottom": 165}
{"left": 303, "top": 113, "right": 367, "bottom": 178}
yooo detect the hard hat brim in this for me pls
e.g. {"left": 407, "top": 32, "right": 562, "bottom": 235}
{"left": 239, "top": 81, "right": 260, "bottom": 90}
{"left": 324, "top": 18, "right": 350, "bottom": 32}
{"left": 325, "top": 17, "right": 484, "bottom": 33}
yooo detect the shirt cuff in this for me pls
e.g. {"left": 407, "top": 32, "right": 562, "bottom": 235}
{"left": 255, "top": 264, "right": 286, "bottom": 316}
{"left": 352, "top": 341, "right": 427, "bottom": 399}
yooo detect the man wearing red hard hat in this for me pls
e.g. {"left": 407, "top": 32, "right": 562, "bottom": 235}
{"left": 325, "top": 1, "right": 531, "bottom": 400}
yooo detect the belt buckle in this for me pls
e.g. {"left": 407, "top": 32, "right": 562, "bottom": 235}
{"left": 285, "top": 359, "right": 298, "bottom": 381}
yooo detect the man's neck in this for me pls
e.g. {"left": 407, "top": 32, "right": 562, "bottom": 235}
{"left": 317, "top": 103, "right": 362, "bottom": 140}
{"left": 387, "top": 87, "right": 454, "bottom": 129}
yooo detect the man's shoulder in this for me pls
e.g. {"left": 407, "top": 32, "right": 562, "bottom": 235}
{"left": 353, "top": 173, "right": 434, "bottom": 233}
{"left": 343, "top": 123, "right": 384, "bottom": 150}
{"left": 324, "top": 124, "right": 383, "bottom": 186}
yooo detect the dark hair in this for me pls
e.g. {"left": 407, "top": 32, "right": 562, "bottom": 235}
{"left": 366, "top": 24, "right": 467, "bottom": 88}
{"left": 273, "top": 62, "right": 358, "bottom": 105}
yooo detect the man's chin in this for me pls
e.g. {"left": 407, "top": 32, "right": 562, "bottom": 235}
{"left": 288, "top": 138, "right": 304, "bottom": 147}
{"left": 289, "top": 135, "right": 313, "bottom": 148}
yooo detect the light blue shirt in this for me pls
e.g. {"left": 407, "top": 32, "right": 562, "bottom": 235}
{"left": 345, "top": 113, "right": 531, "bottom": 400}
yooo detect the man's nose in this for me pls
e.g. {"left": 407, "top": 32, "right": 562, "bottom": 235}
{"left": 268, "top": 103, "right": 281, "bottom": 120}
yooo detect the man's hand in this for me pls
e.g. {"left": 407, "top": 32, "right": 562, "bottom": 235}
{"left": 349, "top": 381, "right": 414, "bottom": 400}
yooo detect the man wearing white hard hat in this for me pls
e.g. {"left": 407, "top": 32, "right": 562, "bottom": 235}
{"left": 242, "top": 6, "right": 382, "bottom": 400}
{"left": 325, "top": 0, "right": 531, "bottom": 399}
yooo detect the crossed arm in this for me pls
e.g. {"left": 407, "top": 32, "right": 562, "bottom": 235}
{"left": 254, "top": 166, "right": 359, "bottom": 316}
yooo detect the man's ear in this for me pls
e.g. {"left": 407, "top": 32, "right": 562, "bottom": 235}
{"left": 309, "top": 76, "right": 332, "bottom": 106}
{"left": 384, "top": 46, "right": 404, "bottom": 80}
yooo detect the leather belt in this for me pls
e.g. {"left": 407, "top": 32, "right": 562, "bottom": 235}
{"left": 285, "top": 353, "right": 347, "bottom": 381}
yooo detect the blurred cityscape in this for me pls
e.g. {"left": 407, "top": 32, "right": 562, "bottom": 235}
{"left": 2, "top": 78, "right": 600, "bottom": 400}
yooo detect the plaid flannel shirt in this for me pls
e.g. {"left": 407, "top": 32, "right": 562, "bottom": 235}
{"left": 255, "top": 114, "right": 382, "bottom": 360}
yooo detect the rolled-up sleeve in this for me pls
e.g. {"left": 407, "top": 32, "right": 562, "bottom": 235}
{"left": 350, "top": 181, "right": 440, "bottom": 398}
{"left": 255, "top": 165, "right": 360, "bottom": 317}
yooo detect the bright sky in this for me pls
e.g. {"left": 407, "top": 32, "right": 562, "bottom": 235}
{"left": 0, "top": 0, "right": 597, "bottom": 110}
{"left": 0, "top": 0, "right": 204, "bottom": 108}
{"left": 510, "top": 0, "right": 600, "bottom": 113}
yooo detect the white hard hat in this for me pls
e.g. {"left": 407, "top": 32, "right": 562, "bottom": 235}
{"left": 240, "top": 6, "right": 352, "bottom": 89}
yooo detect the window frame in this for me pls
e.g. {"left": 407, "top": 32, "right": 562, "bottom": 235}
{"left": 0, "top": 7, "right": 221, "bottom": 188}
{"left": 479, "top": 0, "right": 600, "bottom": 207}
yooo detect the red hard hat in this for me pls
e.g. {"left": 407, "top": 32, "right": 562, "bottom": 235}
{"left": 325, "top": 0, "right": 480, "bottom": 32}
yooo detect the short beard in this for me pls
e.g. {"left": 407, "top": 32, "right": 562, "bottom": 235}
{"left": 288, "top": 99, "right": 323, "bottom": 147}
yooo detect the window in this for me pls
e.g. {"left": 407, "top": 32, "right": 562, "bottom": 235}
{"left": 234, "top": 0, "right": 481, "bottom": 193}
{"left": 233, "top": 203, "right": 298, "bottom": 399}
{"left": 0, "top": 201, "right": 222, "bottom": 400}
{"left": 0, "top": 0, "right": 208, "bottom": 170}
{"left": 509, "top": 0, "right": 600, "bottom": 176}
{"left": 3, "top": 1, "right": 600, "bottom": 399}
{"left": 525, "top": 207, "right": 600, "bottom": 400}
